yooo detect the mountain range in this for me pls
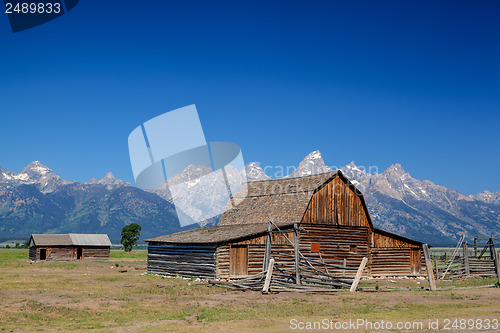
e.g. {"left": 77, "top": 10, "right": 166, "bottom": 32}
{"left": 1, "top": 154, "right": 499, "bottom": 245}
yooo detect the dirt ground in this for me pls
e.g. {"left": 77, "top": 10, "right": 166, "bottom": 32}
{"left": 1, "top": 249, "right": 499, "bottom": 332}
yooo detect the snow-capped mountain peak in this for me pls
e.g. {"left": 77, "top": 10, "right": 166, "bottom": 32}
{"left": 284, "top": 150, "right": 332, "bottom": 178}
{"left": 245, "top": 162, "right": 271, "bottom": 182}
{"left": 97, "top": 172, "right": 131, "bottom": 188}
{"left": 21, "top": 160, "right": 51, "bottom": 175}
{"left": 0, "top": 161, "right": 65, "bottom": 192}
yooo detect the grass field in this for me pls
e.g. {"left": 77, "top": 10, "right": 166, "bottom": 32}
{"left": 1, "top": 249, "right": 499, "bottom": 332}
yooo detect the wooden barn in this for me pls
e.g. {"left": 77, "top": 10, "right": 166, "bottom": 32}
{"left": 146, "top": 171, "right": 426, "bottom": 281}
{"left": 29, "top": 234, "right": 112, "bottom": 261}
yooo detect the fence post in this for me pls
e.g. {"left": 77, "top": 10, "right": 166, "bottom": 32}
{"left": 350, "top": 257, "right": 368, "bottom": 292}
{"left": 474, "top": 237, "right": 478, "bottom": 258}
{"left": 463, "top": 241, "right": 470, "bottom": 277}
{"left": 293, "top": 223, "right": 301, "bottom": 286}
{"left": 434, "top": 256, "right": 438, "bottom": 279}
{"left": 422, "top": 244, "right": 436, "bottom": 291}
{"left": 262, "top": 220, "right": 272, "bottom": 272}
{"left": 489, "top": 236, "right": 494, "bottom": 260}
{"left": 262, "top": 258, "right": 275, "bottom": 293}
{"left": 496, "top": 252, "right": 500, "bottom": 284}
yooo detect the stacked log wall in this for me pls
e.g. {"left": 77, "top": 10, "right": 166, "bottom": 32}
{"left": 38, "top": 246, "right": 73, "bottom": 261}
{"left": 216, "top": 232, "right": 295, "bottom": 279}
{"left": 81, "top": 247, "right": 110, "bottom": 260}
{"left": 29, "top": 246, "right": 37, "bottom": 260}
{"left": 372, "top": 230, "right": 419, "bottom": 248}
{"left": 299, "top": 224, "right": 370, "bottom": 277}
{"left": 147, "top": 244, "right": 217, "bottom": 279}
{"left": 31, "top": 246, "right": 111, "bottom": 261}
{"left": 371, "top": 248, "right": 426, "bottom": 276}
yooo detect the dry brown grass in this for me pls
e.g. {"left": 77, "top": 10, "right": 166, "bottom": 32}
{"left": 1, "top": 249, "right": 499, "bottom": 332}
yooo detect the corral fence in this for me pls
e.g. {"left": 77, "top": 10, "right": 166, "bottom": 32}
{"left": 430, "top": 235, "right": 500, "bottom": 280}
{"left": 211, "top": 220, "right": 368, "bottom": 293}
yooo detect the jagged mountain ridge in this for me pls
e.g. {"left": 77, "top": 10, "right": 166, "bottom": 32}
{"left": 0, "top": 162, "right": 195, "bottom": 241}
{"left": 1, "top": 155, "right": 498, "bottom": 245}
{"left": 339, "top": 161, "right": 500, "bottom": 244}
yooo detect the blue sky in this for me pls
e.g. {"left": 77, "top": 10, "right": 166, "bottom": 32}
{"left": 0, "top": 0, "right": 499, "bottom": 195}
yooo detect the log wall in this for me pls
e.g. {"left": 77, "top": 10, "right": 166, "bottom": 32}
{"left": 217, "top": 244, "right": 295, "bottom": 278}
{"left": 299, "top": 224, "right": 370, "bottom": 277}
{"left": 302, "top": 177, "right": 370, "bottom": 227}
{"left": 147, "top": 244, "right": 217, "bottom": 279}
{"left": 371, "top": 248, "right": 426, "bottom": 276}
{"left": 36, "top": 246, "right": 73, "bottom": 261}
{"left": 81, "top": 247, "right": 110, "bottom": 260}
{"left": 29, "top": 246, "right": 37, "bottom": 261}
{"left": 30, "top": 246, "right": 110, "bottom": 261}
{"left": 372, "top": 230, "right": 420, "bottom": 248}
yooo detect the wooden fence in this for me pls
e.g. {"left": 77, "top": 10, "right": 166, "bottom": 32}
{"left": 212, "top": 220, "right": 368, "bottom": 292}
{"left": 431, "top": 236, "right": 500, "bottom": 281}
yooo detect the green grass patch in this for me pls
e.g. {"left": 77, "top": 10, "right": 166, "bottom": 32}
{"left": 0, "top": 249, "right": 28, "bottom": 263}
{"left": 110, "top": 250, "right": 147, "bottom": 259}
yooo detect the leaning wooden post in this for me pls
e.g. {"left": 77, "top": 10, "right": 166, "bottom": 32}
{"left": 463, "top": 241, "right": 470, "bottom": 277}
{"left": 422, "top": 244, "right": 436, "bottom": 291}
{"left": 496, "top": 252, "right": 500, "bottom": 284}
{"left": 490, "top": 235, "right": 496, "bottom": 261}
{"left": 434, "top": 256, "right": 439, "bottom": 279}
{"left": 262, "top": 258, "right": 275, "bottom": 293}
{"left": 262, "top": 220, "right": 273, "bottom": 272}
{"left": 350, "top": 257, "right": 368, "bottom": 292}
{"left": 491, "top": 240, "right": 499, "bottom": 282}
{"left": 293, "top": 223, "right": 301, "bottom": 286}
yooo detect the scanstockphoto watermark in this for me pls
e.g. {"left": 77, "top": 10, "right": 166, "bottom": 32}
{"left": 260, "top": 164, "right": 379, "bottom": 180}
{"left": 290, "top": 318, "right": 500, "bottom": 331}
{"left": 257, "top": 163, "right": 379, "bottom": 194}
{"left": 4, "top": 0, "right": 80, "bottom": 33}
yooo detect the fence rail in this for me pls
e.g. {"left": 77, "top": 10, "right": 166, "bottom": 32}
{"left": 430, "top": 235, "right": 500, "bottom": 281}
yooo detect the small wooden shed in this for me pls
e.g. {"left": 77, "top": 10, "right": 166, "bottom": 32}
{"left": 29, "top": 233, "right": 112, "bottom": 261}
{"left": 146, "top": 171, "right": 425, "bottom": 279}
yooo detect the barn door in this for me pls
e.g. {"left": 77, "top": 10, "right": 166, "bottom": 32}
{"left": 410, "top": 248, "right": 421, "bottom": 274}
{"left": 230, "top": 245, "right": 248, "bottom": 276}
{"left": 39, "top": 249, "right": 47, "bottom": 260}
{"left": 77, "top": 247, "right": 83, "bottom": 260}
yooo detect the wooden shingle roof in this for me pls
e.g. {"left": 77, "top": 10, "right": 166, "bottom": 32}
{"left": 145, "top": 222, "right": 294, "bottom": 245}
{"left": 218, "top": 171, "right": 340, "bottom": 226}
{"left": 30, "top": 234, "right": 73, "bottom": 246}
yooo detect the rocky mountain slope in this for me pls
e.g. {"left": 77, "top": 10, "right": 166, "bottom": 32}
{"left": 0, "top": 162, "right": 194, "bottom": 241}
{"left": 1, "top": 154, "right": 498, "bottom": 245}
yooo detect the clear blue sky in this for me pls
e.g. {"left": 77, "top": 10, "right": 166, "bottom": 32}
{"left": 0, "top": 0, "right": 499, "bottom": 195}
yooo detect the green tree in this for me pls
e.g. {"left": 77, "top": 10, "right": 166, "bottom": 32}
{"left": 121, "top": 223, "right": 141, "bottom": 252}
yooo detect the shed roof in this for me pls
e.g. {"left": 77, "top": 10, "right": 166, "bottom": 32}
{"left": 69, "top": 234, "right": 112, "bottom": 246}
{"left": 30, "top": 234, "right": 111, "bottom": 247}
{"left": 30, "top": 234, "right": 73, "bottom": 246}
{"left": 145, "top": 222, "right": 294, "bottom": 245}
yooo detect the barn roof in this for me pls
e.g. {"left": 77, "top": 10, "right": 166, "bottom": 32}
{"left": 30, "top": 234, "right": 111, "bottom": 247}
{"left": 218, "top": 170, "right": 372, "bottom": 227}
{"left": 146, "top": 171, "right": 423, "bottom": 246}
{"left": 145, "top": 222, "right": 294, "bottom": 245}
